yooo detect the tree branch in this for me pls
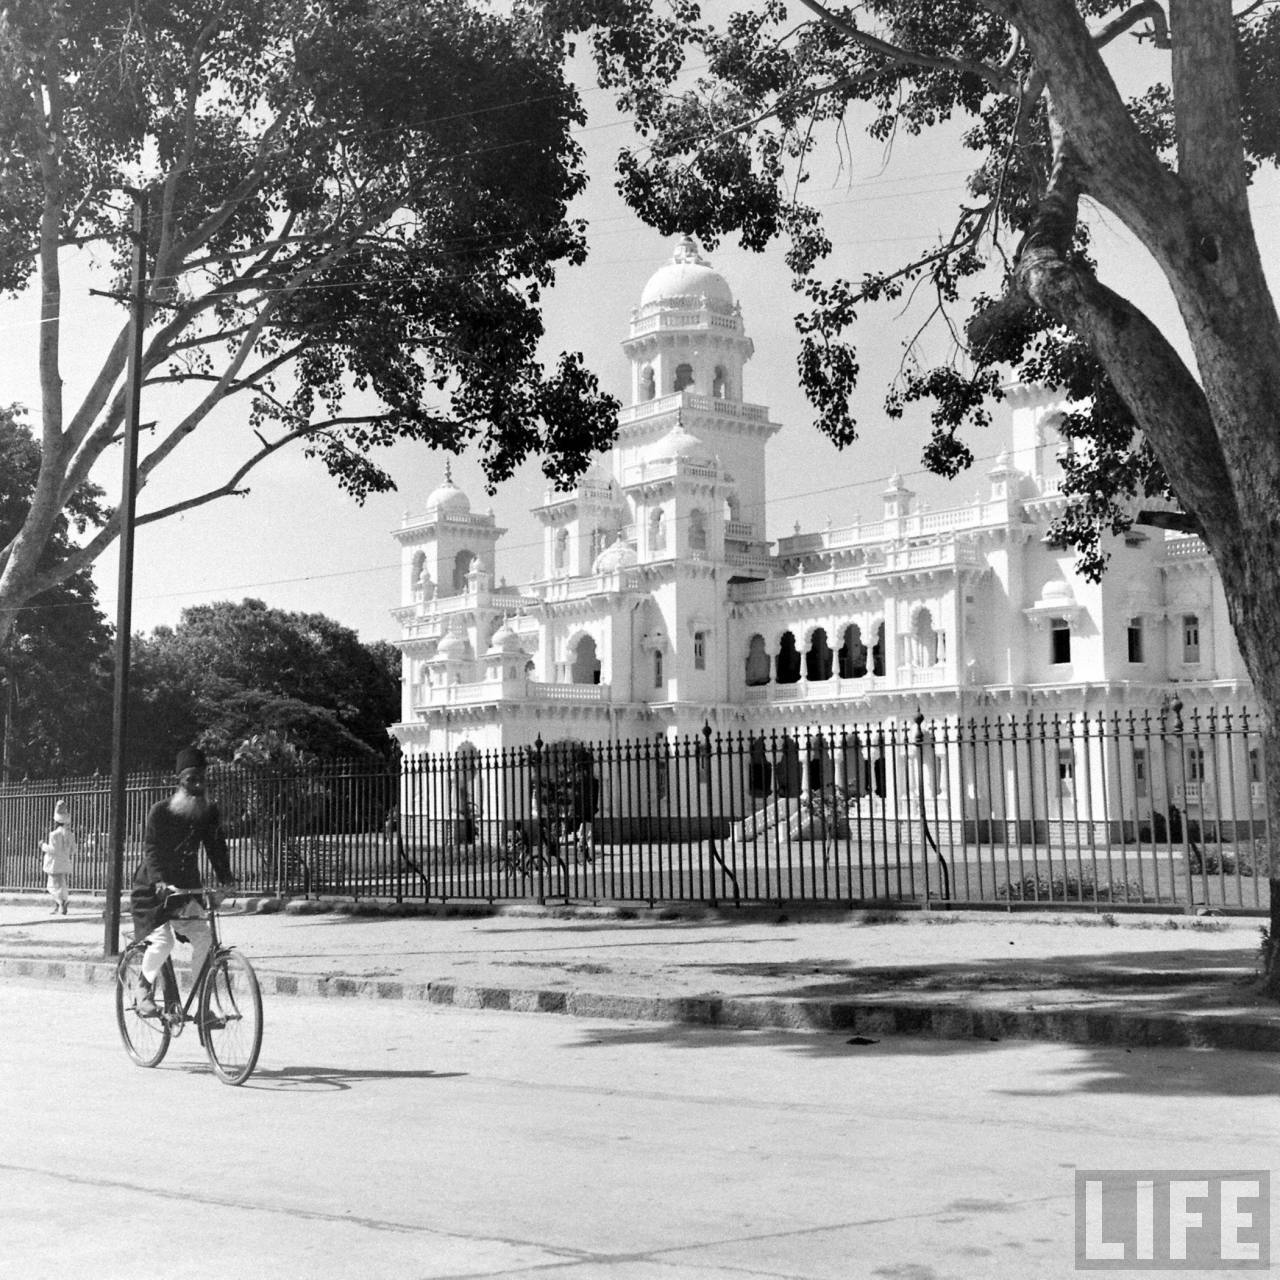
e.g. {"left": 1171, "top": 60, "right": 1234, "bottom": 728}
{"left": 1170, "top": 0, "right": 1249, "bottom": 210}
{"left": 989, "top": 139, "right": 1236, "bottom": 547}
{"left": 981, "top": 0, "right": 1182, "bottom": 237}
{"left": 796, "top": 0, "right": 1018, "bottom": 94}
{"left": 1094, "top": 2, "right": 1171, "bottom": 49}
{"left": 154, "top": 2, "right": 234, "bottom": 279}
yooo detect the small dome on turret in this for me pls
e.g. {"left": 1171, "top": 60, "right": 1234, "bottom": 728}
{"left": 593, "top": 541, "right": 639, "bottom": 574}
{"left": 647, "top": 421, "right": 715, "bottom": 467}
{"left": 426, "top": 461, "right": 470, "bottom": 518}
{"left": 639, "top": 235, "right": 734, "bottom": 310}
{"left": 486, "top": 622, "right": 526, "bottom": 656}
{"left": 435, "top": 629, "right": 470, "bottom": 660}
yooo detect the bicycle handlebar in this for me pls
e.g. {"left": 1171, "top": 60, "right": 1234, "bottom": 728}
{"left": 157, "top": 886, "right": 236, "bottom": 907}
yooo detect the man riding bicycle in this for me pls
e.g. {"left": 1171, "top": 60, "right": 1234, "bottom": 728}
{"left": 130, "top": 746, "right": 237, "bottom": 1016}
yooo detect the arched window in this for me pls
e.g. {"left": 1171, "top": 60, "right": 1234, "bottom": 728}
{"left": 775, "top": 632, "right": 801, "bottom": 685}
{"left": 653, "top": 649, "right": 664, "bottom": 687}
{"left": 570, "top": 635, "right": 601, "bottom": 685}
{"left": 745, "top": 635, "right": 770, "bottom": 686}
{"left": 673, "top": 362, "right": 694, "bottom": 391}
{"left": 452, "top": 743, "right": 481, "bottom": 844}
{"left": 688, "top": 509, "right": 707, "bottom": 553}
{"left": 747, "top": 735, "right": 772, "bottom": 797}
{"left": 649, "top": 507, "right": 666, "bottom": 552}
{"left": 452, "top": 549, "right": 476, "bottom": 595}
{"left": 639, "top": 365, "right": 656, "bottom": 401}
{"left": 712, "top": 365, "right": 727, "bottom": 398}
{"left": 805, "top": 628, "right": 833, "bottom": 681}
{"left": 807, "top": 732, "right": 833, "bottom": 791}
{"left": 871, "top": 621, "right": 886, "bottom": 677}
{"left": 554, "top": 528, "right": 568, "bottom": 571}
{"left": 911, "top": 607, "right": 939, "bottom": 667}
{"left": 838, "top": 624, "right": 867, "bottom": 678}
{"left": 776, "top": 735, "right": 802, "bottom": 797}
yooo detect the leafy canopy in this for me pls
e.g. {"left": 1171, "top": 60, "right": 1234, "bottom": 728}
{"left": 130, "top": 597, "right": 399, "bottom": 764}
{"left": 546, "top": 0, "right": 1280, "bottom": 577}
{"left": 0, "top": 0, "right": 620, "bottom": 623}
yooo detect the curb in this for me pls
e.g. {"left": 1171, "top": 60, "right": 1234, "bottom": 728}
{"left": 5, "top": 955, "right": 1278, "bottom": 1054}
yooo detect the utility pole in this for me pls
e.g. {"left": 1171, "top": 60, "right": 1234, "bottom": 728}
{"left": 104, "top": 189, "right": 148, "bottom": 958}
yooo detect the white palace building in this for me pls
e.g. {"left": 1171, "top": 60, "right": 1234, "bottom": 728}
{"left": 388, "top": 236, "right": 1258, "bottom": 835}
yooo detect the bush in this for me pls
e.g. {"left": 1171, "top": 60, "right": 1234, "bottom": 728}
{"left": 1188, "top": 845, "right": 1264, "bottom": 877}
{"left": 998, "top": 871, "right": 1146, "bottom": 903}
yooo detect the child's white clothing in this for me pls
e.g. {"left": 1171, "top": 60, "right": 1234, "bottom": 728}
{"left": 41, "top": 824, "right": 77, "bottom": 911}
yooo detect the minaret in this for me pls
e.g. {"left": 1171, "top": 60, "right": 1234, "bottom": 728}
{"left": 616, "top": 235, "right": 779, "bottom": 541}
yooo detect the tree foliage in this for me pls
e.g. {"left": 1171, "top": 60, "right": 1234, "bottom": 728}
{"left": 0, "top": 0, "right": 621, "bottom": 643}
{"left": 0, "top": 406, "right": 113, "bottom": 777}
{"left": 129, "top": 597, "right": 399, "bottom": 764}
{"left": 548, "top": 0, "right": 1279, "bottom": 575}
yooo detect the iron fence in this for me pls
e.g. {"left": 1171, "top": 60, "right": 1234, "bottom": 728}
{"left": 1, "top": 707, "right": 1271, "bottom": 913}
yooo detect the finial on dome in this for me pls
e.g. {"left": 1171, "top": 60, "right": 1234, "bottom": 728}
{"left": 672, "top": 234, "right": 706, "bottom": 266}
{"left": 444, "top": 458, "right": 453, "bottom": 485}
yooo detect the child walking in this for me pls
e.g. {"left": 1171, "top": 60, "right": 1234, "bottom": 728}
{"left": 41, "top": 800, "right": 77, "bottom": 916}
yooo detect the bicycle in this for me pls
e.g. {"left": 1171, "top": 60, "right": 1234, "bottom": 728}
{"left": 114, "top": 889, "right": 264, "bottom": 1086}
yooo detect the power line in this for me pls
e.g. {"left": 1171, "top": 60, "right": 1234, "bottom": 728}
{"left": 72, "top": 439, "right": 1068, "bottom": 616}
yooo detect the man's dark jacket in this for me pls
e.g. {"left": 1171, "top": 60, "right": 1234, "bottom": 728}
{"left": 129, "top": 799, "right": 234, "bottom": 938}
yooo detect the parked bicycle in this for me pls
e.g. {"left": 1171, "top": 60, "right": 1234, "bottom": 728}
{"left": 114, "top": 889, "right": 263, "bottom": 1085}
{"left": 496, "top": 817, "right": 596, "bottom": 879}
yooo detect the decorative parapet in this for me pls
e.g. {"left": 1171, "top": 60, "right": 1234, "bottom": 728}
{"left": 412, "top": 678, "right": 613, "bottom": 710}
{"left": 774, "top": 500, "right": 1011, "bottom": 557}
{"left": 398, "top": 591, "right": 532, "bottom": 639}
{"left": 731, "top": 564, "right": 871, "bottom": 603}
{"left": 540, "top": 569, "right": 644, "bottom": 603}
{"left": 1163, "top": 534, "right": 1210, "bottom": 561}
{"left": 871, "top": 539, "right": 981, "bottom": 578}
{"left": 627, "top": 304, "right": 744, "bottom": 336}
{"left": 618, "top": 391, "right": 773, "bottom": 429}
{"left": 740, "top": 666, "right": 952, "bottom": 703}
{"left": 395, "top": 510, "right": 504, "bottom": 540}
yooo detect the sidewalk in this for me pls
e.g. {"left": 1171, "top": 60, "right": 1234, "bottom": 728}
{"left": 1, "top": 893, "right": 1276, "bottom": 1051}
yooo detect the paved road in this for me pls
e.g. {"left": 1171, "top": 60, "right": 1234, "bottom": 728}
{"left": 2, "top": 977, "right": 1276, "bottom": 1279}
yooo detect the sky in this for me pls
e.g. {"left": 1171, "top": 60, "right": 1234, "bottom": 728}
{"left": 1, "top": 18, "right": 1276, "bottom": 650}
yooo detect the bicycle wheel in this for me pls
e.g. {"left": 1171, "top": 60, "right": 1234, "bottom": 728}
{"left": 200, "top": 949, "right": 263, "bottom": 1085}
{"left": 115, "top": 948, "right": 170, "bottom": 1068}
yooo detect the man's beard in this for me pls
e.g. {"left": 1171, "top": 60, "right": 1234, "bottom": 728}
{"left": 168, "top": 789, "right": 209, "bottom": 822}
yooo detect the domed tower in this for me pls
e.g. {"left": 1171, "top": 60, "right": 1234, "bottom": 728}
{"left": 394, "top": 461, "right": 505, "bottom": 608}
{"left": 618, "top": 236, "right": 779, "bottom": 553}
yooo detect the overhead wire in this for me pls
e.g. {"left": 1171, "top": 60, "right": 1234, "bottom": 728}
{"left": 18, "top": 437, "right": 1092, "bottom": 620}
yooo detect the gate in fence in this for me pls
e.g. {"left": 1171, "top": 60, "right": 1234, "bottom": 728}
{"left": 0, "top": 708, "right": 1270, "bottom": 913}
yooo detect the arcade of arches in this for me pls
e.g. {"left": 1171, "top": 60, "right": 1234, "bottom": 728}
{"left": 746, "top": 623, "right": 888, "bottom": 687}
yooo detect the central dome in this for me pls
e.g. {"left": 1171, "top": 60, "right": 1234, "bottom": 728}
{"left": 639, "top": 235, "right": 734, "bottom": 310}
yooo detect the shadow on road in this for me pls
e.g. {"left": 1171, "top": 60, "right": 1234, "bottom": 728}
{"left": 172, "top": 1062, "right": 467, "bottom": 1092}
{"left": 570, "top": 1017, "right": 1280, "bottom": 1096}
